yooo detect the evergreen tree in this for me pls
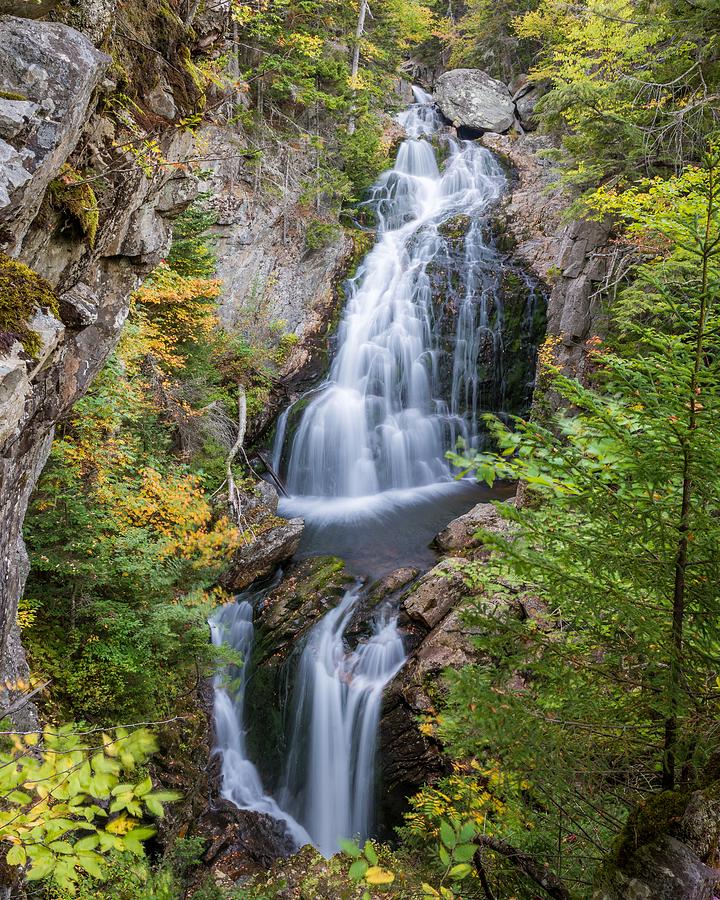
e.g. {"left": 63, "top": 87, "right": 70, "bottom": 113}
{"left": 442, "top": 150, "right": 720, "bottom": 889}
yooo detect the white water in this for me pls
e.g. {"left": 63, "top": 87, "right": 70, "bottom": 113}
{"left": 279, "top": 587, "right": 405, "bottom": 856}
{"left": 210, "top": 592, "right": 311, "bottom": 847}
{"left": 274, "top": 86, "right": 506, "bottom": 516}
{"left": 212, "top": 89, "right": 525, "bottom": 859}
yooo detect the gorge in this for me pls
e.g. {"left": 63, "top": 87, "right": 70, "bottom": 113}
{"left": 209, "top": 86, "right": 543, "bottom": 863}
{"left": 2, "top": 1, "right": 719, "bottom": 897}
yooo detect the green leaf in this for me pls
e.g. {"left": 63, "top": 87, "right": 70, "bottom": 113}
{"left": 339, "top": 838, "right": 361, "bottom": 858}
{"left": 77, "top": 850, "right": 104, "bottom": 878}
{"left": 363, "top": 840, "right": 378, "bottom": 865}
{"left": 26, "top": 855, "right": 56, "bottom": 881}
{"left": 349, "top": 859, "right": 369, "bottom": 881}
{"left": 74, "top": 834, "right": 100, "bottom": 852}
{"left": 439, "top": 820, "right": 457, "bottom": 849}
{"left": 438, "top": 844, "right": 451, "bottom": 867}
{"left": 458, "top": 822, "right": 476, "bottom": 843}
{"left": 452, "top": 843, "right": 476, "bottom": 862}
{"left": 144, "top": 796, "right": 164, "bottom": 817}
{"left": 48, "top": 840, "right": 73, "bottom": 855}
{"left": 449, "top": 863, "right": 472, "bottom": 880}
{"left": 6, "top": 844, "right": 26, "bottom": 866}
{"left": 422, "top": 885, "right": 440, "bottom": 898}
{"left": 134, "top": 775, "right": 153, "bottom": 796}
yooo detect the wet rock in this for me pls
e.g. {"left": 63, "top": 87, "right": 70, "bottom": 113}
{"left": 401, "top": 558, "right": 468, "bottom": 631}
{"left": 481, "top": 132, "right": 614, "bottom": 387}
{"left": 253, "top": 556, "right": 353, "bottom": 664}
{"left": 434, "top": 500, "right": 514, "bottom": 553}
{"left": 195, "top": 799, "right": 297, "bottom": 881}
{"left": 368, "top": 567, "right": 418, "bottom": 603}
{"left": 435, "top": 68, "right": 515, "bottom": 134}
{"left": 220, "top": 518, "right": 304, "bottom": 593}
{"left": 379, "top": 501, "right": 520, "bottom": 805}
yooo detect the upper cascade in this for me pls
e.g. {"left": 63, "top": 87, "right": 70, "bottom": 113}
{"left": 274, "top": 87, "right": 506, "bottom": 504}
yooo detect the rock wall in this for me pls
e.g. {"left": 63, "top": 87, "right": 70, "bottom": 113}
{"left": 0, "top": 6, "right": 352, "bottom": 726}
{"left": 482, "top": 132, "right": 615, "bottom": 385}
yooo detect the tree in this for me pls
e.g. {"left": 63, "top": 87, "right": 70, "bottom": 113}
{"left": 441, "top": 151, "right": 720, "bottom": 889}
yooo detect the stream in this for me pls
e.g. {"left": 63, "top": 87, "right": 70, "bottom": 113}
{"left": 211, "top": 87, "right": 542, "bottom": 857}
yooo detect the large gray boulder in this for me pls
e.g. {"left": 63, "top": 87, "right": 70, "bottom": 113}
{"left": 434, "top": 68, "right": 515, "bottom": 134}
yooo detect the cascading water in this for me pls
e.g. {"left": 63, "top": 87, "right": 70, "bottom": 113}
{"left": 210, "top": 586, "right": 311, "bottom": 847}
{"left": 212, "top": 87, "right": 543, "bottom": 861}
{"left": 279, "top": 587, "right": 405, "bottom": 856}
{"left": 275, "top": 86, "right": 506, "bottom": 512}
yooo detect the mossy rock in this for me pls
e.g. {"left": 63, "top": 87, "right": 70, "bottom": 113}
{"left": 610, "top": 790, "right": 690, "bottom": 867}
{"left": 438, "top": 214, "right": 471, "bottom": 241}
{"left": 106, "top": 0, "right": 204, "bottom": 117}
{"left": 48, "top": 164, "right": 99, "bottom": 247}
{"left": 0, "top": 89, "right": 27, "bottom": 101}
{"left": 0, "top": 254, "right": 59, "bottom": 357}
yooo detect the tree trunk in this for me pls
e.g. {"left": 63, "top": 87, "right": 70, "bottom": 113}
{"left": 662, "top": 155, "right": 715, "bottom": 789}
{"left": 347, "top": 0, "right": 369, "bottom": 134}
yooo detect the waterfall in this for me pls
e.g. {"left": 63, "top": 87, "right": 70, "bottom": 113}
{"left": 279, "top": 587, "right": 405, "bottom": 856}
{"left": 275, "top": 86, "right": 506, "bottom": 511}
{"left": 210, "top": 588, "right": 311, "bottom": 848}
{"left": 212, "top": 88, "right": 542, "bottom": 861}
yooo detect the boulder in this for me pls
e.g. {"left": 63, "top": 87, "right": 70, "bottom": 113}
{"left": 434, "top": 500, "right": 514, "bottom": 553}
{"left": 220, "top": 518, "right": 304, "bottom": 593}
{"left": 513, "top": 80, "right": 548, "bottom": 132}
{"left": 195, "top": 799, "right": 297, "bottom": 881}
{"left": 434, "top": 68, "right": 515, "bottom": 134}
{"left": 594, "top": 835, "right": 719, "bottom": 900}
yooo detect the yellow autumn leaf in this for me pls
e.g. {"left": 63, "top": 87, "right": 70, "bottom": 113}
{"left": 105, "top": 814, "right": 137, "bottom": 835}
{"left": 365, "top": 866, "right": 395, "bottom": 885}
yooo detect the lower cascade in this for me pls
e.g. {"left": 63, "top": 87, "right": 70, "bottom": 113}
{"left": 279, "top": 587, "right": 406, "bottom": 856}
{"left": 211, "top": 87, "right": 542, "bottom": 856}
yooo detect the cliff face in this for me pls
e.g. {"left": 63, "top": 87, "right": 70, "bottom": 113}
{"left": 482, "top": 132, "right": 614, "bottom": 383}
{"left": 0, "top": 15, "right": 195, "bottom": 725}
{"left": 0, "top": 6, "right": 351, "bottom": 726}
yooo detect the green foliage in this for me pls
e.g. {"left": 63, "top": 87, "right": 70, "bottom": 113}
{"left": 0, "top": 253, "right": 59, "bottom": 357}
{"left": 305, "top": 218, "right": 341, "bottom": 250}
{"left": 22, "top": 200, "right": 244, "bottom": 723}
{"left": 49, "top": 164, "right": 100, "bottom": 248}
{"left": 166, "top": 196, "right": 218, "bottom": 278}
{"left": 514, "top": 0, "right": 720, "bottom": 193}
{"left": 442, "top": 151, "right": 720, "bottom": 891}
{"left": 446, "top": 0, "right": 540, "bottom": 81}
{"left": 337, "top": 116, "right": 392, "bottom": 199}
{"left": 0, "top": 725, "right": 178, "bottom": 896}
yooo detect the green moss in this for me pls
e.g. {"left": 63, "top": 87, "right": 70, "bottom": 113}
{"left": 305, "top": 218, "right": 341, "bottom": 251}
{"left": 610, "top": 790, "right": 689, "bottom": 867}
{"left": 49, "top": 164, "right": 99, "bottom": 247}
{"left": 0, "top": 90, "right": 27, "bottom": 101}
{"left": 438, "top": 214, "right": 471, "bottom": 241}
{"left": 0, "top": 254, "right": 59, "bottom": 357}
